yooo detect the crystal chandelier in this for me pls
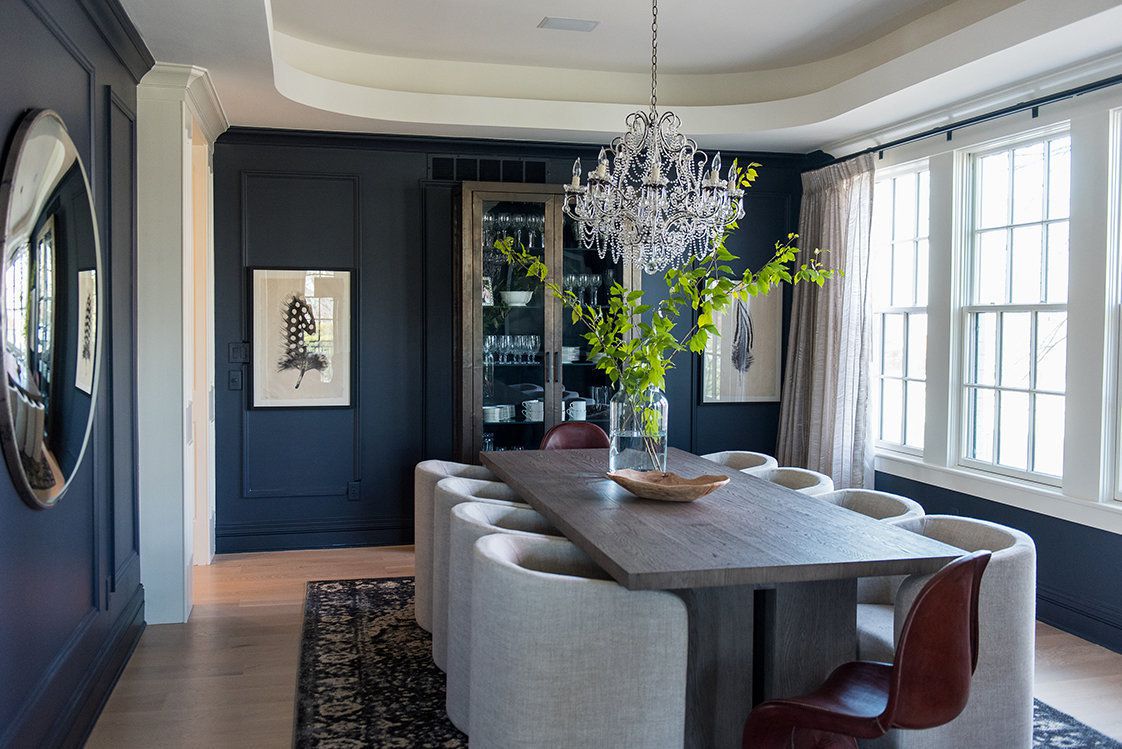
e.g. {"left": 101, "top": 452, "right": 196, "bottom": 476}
{"left": 563, "top": 0, "right": 745, "bottom": 274}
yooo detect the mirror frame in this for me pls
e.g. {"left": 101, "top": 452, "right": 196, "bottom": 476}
{"left": 0, "top": 109, "right": 103, "bottom": 509}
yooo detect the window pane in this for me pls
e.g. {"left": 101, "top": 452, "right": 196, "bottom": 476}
{"left": 979, "top": 152, "right": 1010, "bottom": 229}
{"left": 873, "top": 182, "right": 892, "bottom": 250}
{"left": 1046, "top": 222, "right": 1068, "bottom": 303}
{"left": 998, "top": 390, "right": 1030, "bottom": 471}
{"left": 1010, "top": 225, "right": 1043, "bottom": 304}
{"left": 916, "top": 239, "right": 929, "bottom": 307}
{"left": 871, "top": 313, "right": 884, "bottom": 377}
{"left": 1012, "top": 142, "right": 1045, "bottom": 225}
{"left": 894, "top": 173, "right": 917, "bottom": 241}
{"left": 1033, "top": 393, "right": 1065, "bottom": 476}
{"left": 917, "top": 170, "right": 930, "bottom": 239}
{"left": 972, "top": 312, "right": 998, "bottom": 386}
{"left": 906, "top": 381, "right": 925, "bottom": 448}
{"left": 1035, "top": 312, "right": 1066, "bottom": 393}
{"left": 976, "top": 230, "right": 1008, "bottom": 304}
{"left": 1027, "top": 392, "right": 1063, "bottom": 473}
{"left": 1048, "top": 137, "right": 1071, "bottom": 220}
{"left": 892, "top": 242, "right": 915, "bottom": 307}
{"left": 970, "top": 388, "right": 995, "bottom": 462}
{"left": 908, "top": 313, "right": 927, "bottom": 380}
{"left": 883, "top": 314, "right": 905, "bottom": 377}
{"left": 1001, "top": 312, "right": 1031, "bottom": 389}
{"left": 881, "top": 378, "right": 903, "bottom": 444}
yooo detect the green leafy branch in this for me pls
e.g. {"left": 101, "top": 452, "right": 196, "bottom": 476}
{"left": 496, "top": 163, "right": 840, "bottom": 403}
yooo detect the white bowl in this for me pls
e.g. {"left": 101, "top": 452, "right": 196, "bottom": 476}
{"left": 500, "top": 291, "right": 533, "bottom": 307}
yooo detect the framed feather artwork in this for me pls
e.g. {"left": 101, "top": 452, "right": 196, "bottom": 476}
{"left": 75, "top": 268, "right": 96, "bottom": 395}
{"left": 250, "top": 268, "right": 352, "bottom": 408}
{"left": 700, "top": 286, "right": 782, "bottom": 403}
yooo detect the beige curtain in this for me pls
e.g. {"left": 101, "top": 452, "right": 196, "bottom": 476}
{"left": 777, "top": 154, "right": 875, "bottom": 489}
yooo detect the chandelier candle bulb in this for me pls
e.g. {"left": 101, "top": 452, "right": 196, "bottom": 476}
{"left": 571, "top": 159, "right": 582, "bottom": 188}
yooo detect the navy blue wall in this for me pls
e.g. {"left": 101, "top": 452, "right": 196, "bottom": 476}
{"left": 0, "top": 1, "right": 150, "bottom": 746}
{"left": 877, "top": 472, "right": 1122, "bottom": 654}
{"left": 213, "top": 129, "right": 811, "bottom": 551}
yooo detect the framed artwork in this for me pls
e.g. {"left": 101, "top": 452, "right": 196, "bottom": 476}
{"left": 251, "top": 268, "right": 352, "bottom": 408}
{"left": 482, "top": 276, "right": 494, "bottom": 306}
{"left": 75, "top": 268, "right": 96, "bottom": 395}
{"left": 701, "top": 287, "right": 782, "bottom": 403}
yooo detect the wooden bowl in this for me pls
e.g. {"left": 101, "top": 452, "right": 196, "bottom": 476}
{"left": 606, "top": 470, "right": 730, "bottom": 502}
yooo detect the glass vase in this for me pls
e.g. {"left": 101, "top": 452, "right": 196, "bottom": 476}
{"left": 608, "top": 386, "right": 669, "bottom": 472}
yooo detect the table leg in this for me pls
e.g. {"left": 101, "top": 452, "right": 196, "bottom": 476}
{"left": 760, "top": 578, "right": 858, "bottom": 700}
{"left": 675, "top": 585, "right": 756, "bottom": 749}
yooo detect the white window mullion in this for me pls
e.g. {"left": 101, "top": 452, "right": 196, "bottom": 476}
{"left": 1065, "top": 112, "right": 1114, "bottom": 501}
{"left": 925, "top": 152, "right": 956, "bottom": 466}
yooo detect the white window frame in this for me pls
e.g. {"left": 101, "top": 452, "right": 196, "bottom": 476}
{"left": 871, "top": 161, "right": 930, "bottom": 457}
{"left": 860, "top": 84, "right": 1122, "bottom": 537}
{"left": 957, "top": 127, "right": 1070, "bottom": 487}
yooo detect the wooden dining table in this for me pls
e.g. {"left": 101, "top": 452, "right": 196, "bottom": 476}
{"left": 481, "top": 447, "right": 964, "bottom": 749}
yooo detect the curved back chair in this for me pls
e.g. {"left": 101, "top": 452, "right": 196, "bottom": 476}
{"left": 742, "top": 551, "right": 991, "bottom": 748}
{"left": 857, "top": 516, "right": 1036, "bottom": 749}
{"left": 700, "top": 450, "right": 779, "bottom": 475}
{"left": 539, "top": 422, "right": 610, "bottom": 450}
{"left": 431, "top": 477, "right": 525, "bottom": 670}
{"left": 818, "top": 489, "right": 925, "bottom": 523}
{"left": 445, "top": 502, "right": 562, "bottom": 732}
{"left": 471, "top": 534, "right": 688, "bottom": 748}
{"left": 413, "top": 460, "right": 494, "bottom": 632}
{"left": 754, "top": 467, "right": 835, "bottom": 496}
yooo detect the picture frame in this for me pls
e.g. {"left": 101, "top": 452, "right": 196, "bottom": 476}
{"left": 250, "top": 268, "right": 353, "bottom": 408}
{"left": 700, "top": 287, "right": 782, "bottom": 403}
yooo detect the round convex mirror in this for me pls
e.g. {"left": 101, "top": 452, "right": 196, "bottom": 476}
{"left": 0, "top": 110, "right": 101, "bottom": 508}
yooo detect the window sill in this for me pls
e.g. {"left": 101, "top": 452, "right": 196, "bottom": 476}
{"left": 874, "top": 451, "right": 1122, "bottom": 536}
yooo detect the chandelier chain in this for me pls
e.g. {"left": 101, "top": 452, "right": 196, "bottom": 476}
{"left": 650, "top": 0, "right": 658, "bottom": 113}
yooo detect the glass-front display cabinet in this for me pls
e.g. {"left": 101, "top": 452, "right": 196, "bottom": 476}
{"left": 455, "top": 182, "right": 638, "bottom": 462}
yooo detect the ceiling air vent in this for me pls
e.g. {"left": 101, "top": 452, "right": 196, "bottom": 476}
{"left": 537, "top": 17, "right": 599, "bottom": 33}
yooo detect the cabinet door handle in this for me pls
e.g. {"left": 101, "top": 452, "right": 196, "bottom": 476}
{"left": 544, "top": 351, "right": 552, "bottom": 383}
{"left": 553, "top": 351, "right": 560, "bottom": 384}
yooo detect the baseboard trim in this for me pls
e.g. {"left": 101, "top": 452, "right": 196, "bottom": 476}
{"left": 1038, "top": 584, "right": 1122, "bottom": 654}
{"left": 215, "top": 517, "right": 410, "bottom": 553}
{"left": 58, "top": 584, "right": 145, "bottom": 748}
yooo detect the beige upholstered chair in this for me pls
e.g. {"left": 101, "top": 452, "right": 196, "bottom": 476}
{"left": 413, "top": 460, "right": 494, "bottom": 633}
{"left": 445, "top": 502, "right": 562, "bottom": 732}
{"left": 470, "top": 534, "right": 688, "bottom": 748}
{"left": 700, "top": 450, "right": 779, "bottom": 475}
{"left": 753, "top": 466, "right": 835, "bottom": 495}
{"left": 817, "top": 488, "right": 925, "bottom": 522}
{"left": 430, "top": 477, "right": 525, "bottom": 671}
{"left": 858, "top": 515, "right": 1037, "bottom": 749}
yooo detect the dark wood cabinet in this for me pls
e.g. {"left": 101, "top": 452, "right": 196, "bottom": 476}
{"left": 455, "top": 182, "right": 639, "bottom": 461}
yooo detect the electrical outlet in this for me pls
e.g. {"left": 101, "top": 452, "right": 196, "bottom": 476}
{"left": 227, "top": 370, "right": 243, "bottom": 391}
{"left": 347, "top": 480, "right": 361, "bottom": 502}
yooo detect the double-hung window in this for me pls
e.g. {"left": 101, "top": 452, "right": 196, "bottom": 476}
{"left": 871, "top": 165, "right": 929, "bottom": 451}
{"left": 962, "top": 132, "right": 1069, "bottom": 482}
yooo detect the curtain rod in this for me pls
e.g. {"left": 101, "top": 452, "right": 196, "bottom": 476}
{"left": 819, "top": 71, "right": 1122, "bottom": 168}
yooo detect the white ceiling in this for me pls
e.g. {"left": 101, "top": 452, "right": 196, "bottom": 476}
{"left": 121, "top": 0, "right": 1122, "bottom": 154}
{"left": 269, "top": 0, "right": 959, "bottom": 75}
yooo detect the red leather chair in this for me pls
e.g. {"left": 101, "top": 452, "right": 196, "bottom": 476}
{"left": 742, "top": 550, "right": 991, "bottom": 749}
{"left": 539, "top": 422, "right": 610, "bottom": 450}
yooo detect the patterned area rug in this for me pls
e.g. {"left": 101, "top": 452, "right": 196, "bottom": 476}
{"left": 295, "top": 577, "right": 1122, "bottom": 749}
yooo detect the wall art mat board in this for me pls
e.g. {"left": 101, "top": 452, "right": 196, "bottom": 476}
{"left": 75, "top": 268, "right": 96, "bottom": 395}
{"left": 701, "top": 287, "right": 781, "bottom": 403}
{"left": 252, "top": 269, "right": 351, "bottom": 408}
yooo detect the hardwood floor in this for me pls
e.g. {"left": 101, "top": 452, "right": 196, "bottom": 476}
{"left": 85, "top": 546, "right": 414, "bottom": 748}
{"left": 86, "top": 546, "right": 1122, "bottom": 747}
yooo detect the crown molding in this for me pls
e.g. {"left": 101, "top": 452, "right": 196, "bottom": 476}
{"left": 138, "top": 63, "right": 229, "bottom": 143}
{"left": 821, "top": 49, "right": 1122, "bottom": 159}
{"left": 78, "top": 0, "right": 154, "bottom": 83}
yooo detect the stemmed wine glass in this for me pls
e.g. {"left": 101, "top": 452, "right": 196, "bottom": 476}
{"left": 587, "top": 273, "right": 601, "bottom": 306}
